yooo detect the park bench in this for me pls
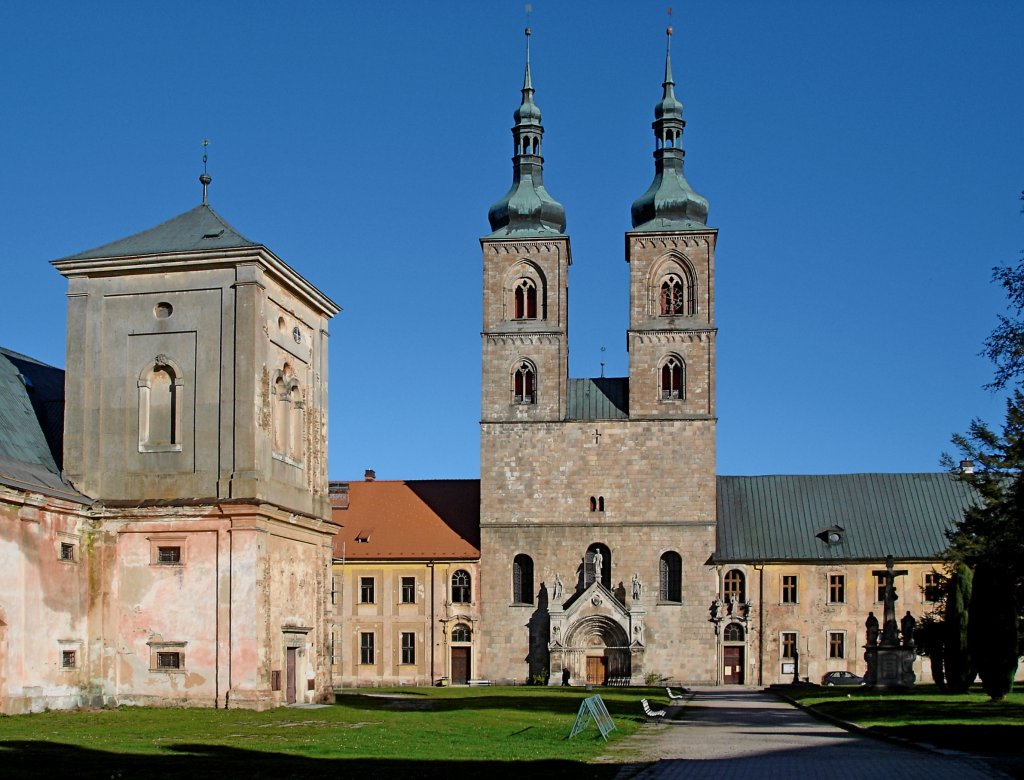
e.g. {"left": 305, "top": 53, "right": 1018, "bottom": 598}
{"left": 641, "top": 698, "right": 666, "bottom": 718}
{"left": 665, "top": 687, "right": 688, "bottom": 700}
{"left": 467, "top": 679, "right": 492, "bottom": 686}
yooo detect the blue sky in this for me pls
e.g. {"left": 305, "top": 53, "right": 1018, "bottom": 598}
{"left": 2, "top": 1, "right": 1021, "bottom": 481}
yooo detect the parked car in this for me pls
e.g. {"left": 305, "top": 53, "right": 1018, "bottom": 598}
{"left": 821, "top": 670, "right": 865, "bottom": 686}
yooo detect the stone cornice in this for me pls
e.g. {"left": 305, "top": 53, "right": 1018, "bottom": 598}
{"left": 53, "top": 245, "right": 340, "bottom": 318}
{"left": 481, "top": 520, "right": 715, "bottom": 529}
{"left": 481, "top": 237, "right": 573, "bottom": 266}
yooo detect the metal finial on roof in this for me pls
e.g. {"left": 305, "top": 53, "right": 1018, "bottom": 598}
{"left": 199, "top": 139, "right": 212, "bottom": 205}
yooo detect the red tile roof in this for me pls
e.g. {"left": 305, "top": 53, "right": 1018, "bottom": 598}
{"left": 330, "top": 480, "right": 480, "bottom": 561}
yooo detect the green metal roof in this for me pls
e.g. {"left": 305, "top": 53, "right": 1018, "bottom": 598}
{"left": 0, "top": 348, "right": 84, "bottom": 502}
{"left": 566, "top": 378, "right": 629, "bottom": 420}
{"left": 715, "top": 473, "right": 977, "bottom": 562}
{"left": 58, "top": 204, "right": 259, "bottom": 261}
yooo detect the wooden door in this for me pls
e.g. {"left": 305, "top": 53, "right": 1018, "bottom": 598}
{"left": 286, "top": 646, "right": 297, "bottom": 704}
{"left": 451, "top": 647, "right": 470, "bottom": 684}
{"left": 723, "top": 646, "right": 744, "bottom": 684}
{"left": 586, "top": 655, "right": 607, "bottom": 685}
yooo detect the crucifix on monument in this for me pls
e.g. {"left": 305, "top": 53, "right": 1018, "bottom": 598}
{"left": 864, "top": 554, "right": 917, "bottom": 689}
{"left": 872, "top": 554, "right": 908, "bottom": 645}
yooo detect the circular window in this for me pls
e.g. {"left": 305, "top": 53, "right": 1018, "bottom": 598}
{"left": 154, "top": 302, "right": 173, "bottom": 319}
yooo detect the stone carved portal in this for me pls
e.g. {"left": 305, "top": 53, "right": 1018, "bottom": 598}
{"left": 559, "top": 615, "right": 631, "bottom": 685}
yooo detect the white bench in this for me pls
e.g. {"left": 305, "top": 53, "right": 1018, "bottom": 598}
{"left": 641, "top": 698, "right": 666, "bottom": 718}
{"left": 467, "top": 679, "right": 492, "bottom": 686}
{"left": 665, "top": 687, "right": 687, "bottom": 700}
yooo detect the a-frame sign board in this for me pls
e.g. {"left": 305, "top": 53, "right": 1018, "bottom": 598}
{"left": 568, "top": 694, "right": 617, "bottom": 740}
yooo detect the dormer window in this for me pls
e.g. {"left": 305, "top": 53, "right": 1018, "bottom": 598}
{"left": 818, "top": 525, "right": 845, "bottom": 546}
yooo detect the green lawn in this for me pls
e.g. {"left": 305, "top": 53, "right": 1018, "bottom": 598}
{"left": 783, "top": 684, "right": 1024, "bottom": 759}
{"left": 0, "top": 686, "right": 663, "bottom": 779}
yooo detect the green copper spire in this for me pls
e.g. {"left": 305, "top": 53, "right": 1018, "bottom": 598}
{"left": 487, "top": 27, "right": 566, "bottom": 237}
{"left": 631, "top": 26, "right": 709, "bottom": 231}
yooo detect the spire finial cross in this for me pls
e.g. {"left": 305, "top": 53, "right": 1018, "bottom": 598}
{"left": 199, "top": 139, "right": 212, "bottom": 205}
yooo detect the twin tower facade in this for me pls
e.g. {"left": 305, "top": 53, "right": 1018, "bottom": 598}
{"left": 479, "top": 29, "right": 720, "bottom": 684}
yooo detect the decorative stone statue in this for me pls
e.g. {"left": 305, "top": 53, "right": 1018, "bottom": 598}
{"left": 709, "top": 598, "right": 722, "bottom": 622}
{"left": 553, "top": 573, "right": 563, "bottom": 601}
{"left": 900, "top": 611, "right": 916, "bottom": 648}
{"left": 632, "top": 572, "right": 642, "bottom": 601}
{"left": 865, "top": 611, "right": 879, "bottom": 646}
{"left": 592, "top": 550, "right": 603, "bottom": 582}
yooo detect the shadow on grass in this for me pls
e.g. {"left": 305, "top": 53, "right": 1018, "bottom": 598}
{"left": 334, "top": 688, "right": 659, "bottom": 721}
{"left": 0, "top": 740, "right": 624, "bottom": 780}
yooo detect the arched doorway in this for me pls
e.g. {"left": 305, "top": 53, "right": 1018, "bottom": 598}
{"left": 449, "top": 623, "right": 472, "bottom": 684}
{"left": 563, "top": 616, "right": 631, "bottom": 685}
{"left": 723, "top": 622, "right": 746, "bottom": 684}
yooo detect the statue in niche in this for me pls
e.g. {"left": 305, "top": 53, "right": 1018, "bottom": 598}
{"left": 553, "top": 573, "right": 563, "bottom": 601}
{"left": 591, "top": 549, "right": 603, "bottom": 583}
{"left": 632, "top": 572, "right": 642, "bottom": 601}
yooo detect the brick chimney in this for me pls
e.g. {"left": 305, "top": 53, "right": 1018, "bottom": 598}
{"left": 364, "top": 469, "right": 376, "bottom": 482}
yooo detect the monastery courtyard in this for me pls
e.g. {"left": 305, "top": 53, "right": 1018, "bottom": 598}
{"left": 611, "top": 688, "right": 1007, "bottom": 779}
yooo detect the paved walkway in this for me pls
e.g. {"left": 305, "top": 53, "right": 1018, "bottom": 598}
{"left": 606, "top": 687, "right": 1008, "bottom": 779}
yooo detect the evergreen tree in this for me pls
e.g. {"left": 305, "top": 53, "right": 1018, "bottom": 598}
{"left": 968, "top": 563, "right": 1019, "bottom": 701}
{"left": 942, "top": 563, "right": 975, "bottom": 693}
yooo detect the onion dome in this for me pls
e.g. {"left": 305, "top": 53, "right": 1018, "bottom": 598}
{"left": 487, "top": 27, "right": 566, "bottom": 237}
{"left": 631, "top": 27, "right": 709, "bottom": 231}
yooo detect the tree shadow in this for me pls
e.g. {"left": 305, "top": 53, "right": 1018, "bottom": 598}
{"left": 0, "top": 740, "right": 623, "bottom": 780}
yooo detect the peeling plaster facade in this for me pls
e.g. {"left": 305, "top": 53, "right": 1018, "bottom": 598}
{"left": 0, "top": 204, "right": 340, "bottom": 714}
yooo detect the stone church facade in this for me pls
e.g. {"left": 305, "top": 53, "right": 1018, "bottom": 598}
{"left": 478, "top": 28, "right": 719, "bottom": 685}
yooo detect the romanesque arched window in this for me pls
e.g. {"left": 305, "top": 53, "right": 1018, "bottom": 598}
{"left": 660, "top": 551, "right": 682, "bottom": 603}
{"left": 513, "top": 361, "right": 536, "bottom": 404}
{"left": 724, "top": 569, "right": 746, "bottom": 603}
{"left": 653, "top": 259, "right": 696, "bottom": 318}
{"left": 138, "top": 356, "right": 184, "bottom": 452}
{"left": 512, "top": 554, "right": 534, "bottom": 604}
{"left": 514, "top": 279, "right": 538, "bottom": 320}
{"left": 451, "top": 570, "right": 471, "bottom": 604}
{"left": 660, "top": 355, "right": 685, "bottom": 400}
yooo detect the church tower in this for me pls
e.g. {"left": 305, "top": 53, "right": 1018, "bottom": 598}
{"left": 52, "top": 175, "right": 341, "bottom": 709}
{"left": 480, "top": 27, "right": 570, "bottom": 423}
{"left": 478, "top": 27, "right": 718, "bottom": 687}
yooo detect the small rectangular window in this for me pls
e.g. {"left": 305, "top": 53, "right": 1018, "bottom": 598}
{"left": 271, "top": 670, "right": 282, "bottom": 691}
{"left": 359, "top": 577, "right": 375, "bottom": 604}
{"left": 923, "top": 572, "right": 942, "bottom": 603}
{"left": 400, "top": 632, "right": 415, "bottom": 665}
{"left": 157, "top": 546, "right": 181, "bottom": 564}
{"left": 60, "top": 542, "right": 75, "bottom": 562}
{"left": 875, "top": 573, "right": 887, "bottom": 603}
{"left": 828, "top": 632, "right": 845, "bottom": 659}
{"left": 61, "top": 650, "right": 77, "bottom": 669}
{"left": 828, "top": 574, "right": 845, "bottom": 604}
{"left": 400, "top": 577, "right": 416, "bottom": 604}
{"left": 781, "top": 575, "right": 798, "bottom": 604}
{"left": 157, "top": 651, "right": 182, "bottom": 670}
{"left": 360, "top": 632, "right": 375, "bottom": 665}
{"left": 781, "top": 632, "right": 797, "bottom": 659}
